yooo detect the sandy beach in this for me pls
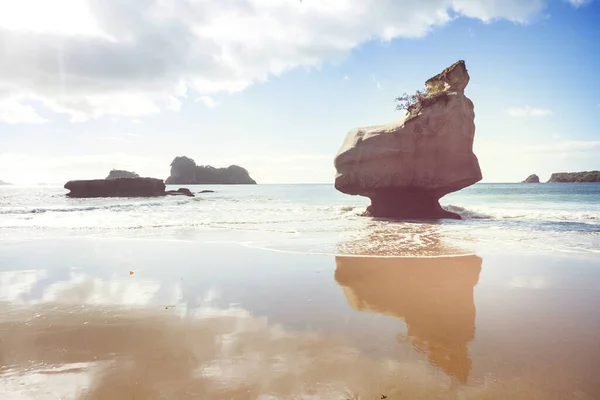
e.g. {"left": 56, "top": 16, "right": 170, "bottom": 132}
{"left": 1, "top": 237, "right": 599, "bottom": 399}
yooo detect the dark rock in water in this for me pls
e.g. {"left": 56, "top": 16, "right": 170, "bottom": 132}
{"left": 64, "top": 178, "right": 165, "bottom": 198}
{"left": 547, "top": 171, "right": 600, "bottom": 183}
{"left": 199, "top": 190, "right": 215, "bottom": 193}
{"left": 522, "top": 174, "right": 540, "bottom": 183}
{"left": 334, "top": 60, "right": 480, "bottom": 220}
{"left": 166, "top": 156, "right": 256, "bottom": 184}
{"left": 362, "top": 188, "right": 461, "bottom": 220}
{"left": 165, "top": 188, "right": 195, "bottom": 197}
{"left": 106, "top": 169, "right": 140, "bottom": 180}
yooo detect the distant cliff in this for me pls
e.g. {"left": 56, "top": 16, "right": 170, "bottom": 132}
{"left": 522, "top": 174, "right": 540, "bottom": 183}
{"left": 106, "top": 169, "right": 140, "bottom": 180}
{"left": 165, "top": 156, "right": 257, "bottom": 185}
{"left": 547, "top": 171, "right": 600, "bottom": 183}
{"left": 0, "top": 180, "right": 11, "bottom": 185}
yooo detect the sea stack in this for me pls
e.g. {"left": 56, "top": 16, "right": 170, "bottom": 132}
{"left": 522, "top": 174, "right": 540, "bottom": 183}
{"left": 333, "top": 60, "right": 482, "bottom": 220}
{"left": 166, "top": 156, "right": 257, "bottom": 185}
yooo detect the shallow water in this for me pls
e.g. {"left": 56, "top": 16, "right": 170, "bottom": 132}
{"left": 1, "top": 183, "right": 599, "bottom": 255}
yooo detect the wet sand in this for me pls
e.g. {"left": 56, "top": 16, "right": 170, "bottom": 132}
{"left": 1, "top": 238, "right": 599, "bottom": 399}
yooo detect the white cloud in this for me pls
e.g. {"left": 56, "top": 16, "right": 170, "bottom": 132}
{"left": 0, "top": 0, "right": 547, "bottom": 121}
{"left": 40, "top": 93, "right": 162, "bottom": 123}
{"left": 0, "top": 97, "right": 47, "bottom": 124}
{"left": 196, "top": 96, "right": 219, "bottom": 109}
{"left": 0, "top": 0, "right": 104, "bottom": 36}
{"left": 506, "top": 106, "right": 552, "bottom": 117}
{"left": 564, "top": 0, "right": 593, "bottom": 7}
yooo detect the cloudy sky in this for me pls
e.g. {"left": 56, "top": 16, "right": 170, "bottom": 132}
{"left": 1, "top": 0, "right": 599, "bottom": 184}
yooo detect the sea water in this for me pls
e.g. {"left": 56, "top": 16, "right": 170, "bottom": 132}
{"left": 1, "top": 183, "right": 598, "bottom": 256}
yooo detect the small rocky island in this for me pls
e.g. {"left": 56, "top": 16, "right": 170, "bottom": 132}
{"left": 64, "top": 170, "right": 195, "bottom": 198}
{"left": 166, "top": 156, "right": 256, "bottom": 185}
{"left": 334, "top": 60, "right": 482, "bottom": 220}
{"left": 0, "top": 180, "right": 11, "bottom": 185}
{"left": 547, "top": 171, "right": 600, "bottom": 183}
{"left": 106, "top": 169, "right": 140, "bottom": 180}
{"left": 522, "top": 174, "right": 540, "bottom": 183}
{"left": 65, "top": 178, "right": 167, "bottom": 197}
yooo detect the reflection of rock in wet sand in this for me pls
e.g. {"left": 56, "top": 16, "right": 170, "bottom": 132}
{"left": 335, "top": 255, "right": 482, "bottom": 383}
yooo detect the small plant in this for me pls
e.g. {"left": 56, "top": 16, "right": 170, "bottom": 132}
{"left": 395, "top": 82, "right": 448, "bottom": 115}
{"left": 395, "top": 89, "right": 429, "bottom": 114}
{"left": 427, "top": 81, "right": 445, "bottom": 95}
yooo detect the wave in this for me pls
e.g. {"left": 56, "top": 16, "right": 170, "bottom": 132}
{"left": 0, "top": 200, "right": 190, "bottom": 215}
{"left": 443, "top": 205, "right": 492, "bottom": 219}
{"left": 443, "top": 204, "right": 599, "bottom": 223}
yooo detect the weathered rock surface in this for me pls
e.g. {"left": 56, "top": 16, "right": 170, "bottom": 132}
{"left": 334, "top": 60, "right": 482, "bottom": 220}
{"left": 547, "top": 171, "right": 600, "bottom": 183}
{"left": 64, "top": 178, "right": 166, "bottom": 197}
{"left": 166, "top": 156, "right": 256, "bottom": 185}
{"left": 106, "top": 169, "right": 140, "bottom": 180}
{"left": 522, "top": 174, "right": 540, "bottom": 183}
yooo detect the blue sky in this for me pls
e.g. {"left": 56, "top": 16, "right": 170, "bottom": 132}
{"left": 0, "top": 0, "right": 598, "bottom": 184}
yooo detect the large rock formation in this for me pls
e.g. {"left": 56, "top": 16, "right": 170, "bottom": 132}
{"left": 65, "top": 178, "right": 166, "bottom": 197}
{"left": 334, "top": 60, "right": 482, "bottom": 220}
{"left": 166, "top": 156, "right": 256, "bottom": 185}
{"left": 522, "top": 174, "right": 540, "bottom": 183}
{"left": 106, "top": 169, "right": 140, "bottom": 180}
{"left": 547, "top": 171, "right": 600, "bottom": 183}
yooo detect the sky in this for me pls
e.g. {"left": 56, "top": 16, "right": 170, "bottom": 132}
{"left": 0, "top": 0, "right": 599, "bottom": 184}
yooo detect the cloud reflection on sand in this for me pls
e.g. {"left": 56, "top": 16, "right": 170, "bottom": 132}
{"left": 0, "top": 268, "right": 548, "bottom": 400}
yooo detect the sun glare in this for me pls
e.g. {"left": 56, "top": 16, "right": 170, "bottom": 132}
{"left": 0, "top": 0, "right": 104, "bottom": 36}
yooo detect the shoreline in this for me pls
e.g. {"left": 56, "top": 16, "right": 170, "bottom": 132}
{"left": 2, "top": 227, "right": 600, "bottom": 259}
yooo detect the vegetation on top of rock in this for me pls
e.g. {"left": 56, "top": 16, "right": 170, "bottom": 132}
{"left": 547, "top": 171, "right": 600, "bottom": 183}
{"left": 395, "top": 81, "right": 449, "bottom": 116}
{"left": 106, "top": 169, "right": 140, "bottom": 180}
{"left": 166, "top": 156, "right": 256, "bottom": 185}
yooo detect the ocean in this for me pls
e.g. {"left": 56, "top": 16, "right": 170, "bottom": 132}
{"left": 1, "top": 183, "right": 598, "bottom": 256}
